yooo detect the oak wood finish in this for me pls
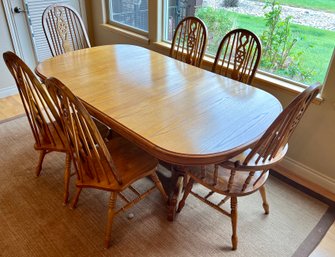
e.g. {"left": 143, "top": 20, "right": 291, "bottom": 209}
{"left": 2, "top": 51, "right": 71, "bottom": 204}
{"left": 42, "top": 4, "right": 111, "bottom": 139}
{"left": 45, "top": 77, "right": 168, "bottom": 248}
{"left": 310, "top": 222, "right": 335, "bottom": 257}
{"left": 0, "top": 94, "right": 24, "bottom": 120}
{"left": 42, "top": 4, "right": 90, "bottom": 57}
{"left": 35, "top": 45, "right": 282, "bottom": 166}
{"left": 177, "top": 84, "right": 321, "bottom": 250}
{"left": 35, "top": 44, "right": 282, "bottom": 220}
{"left": 213, "top": 29, "right": 262, "bottom": 85}
{"left": 170, "top": 16, "right": 208, "bottom": 67}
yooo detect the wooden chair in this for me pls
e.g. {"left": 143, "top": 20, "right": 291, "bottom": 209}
{"left": 45, "top": 77, "right": 168, "bottom": 248}
{"left": 2, "top": 51, "right": 71, "bottom": 204}
{"left": 177, "top": 84, "right": 320, "bottom": 250}
{"left": 212, "top": 29, "right": 262, "bottom": 85}
{"left": 42, "top": 4, "right": 112, "bottom": 138}
{"left": 170, "top": 16, "right": 208, "bottom": 67}
{"left": 42, "top": 4, "right": 90, "bottom": 56}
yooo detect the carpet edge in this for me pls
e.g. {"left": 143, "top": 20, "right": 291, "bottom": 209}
{"left": 0, "top": 113, "right": 26, "bottom": 124}
{"left": 292, "top": 207, "right": 335, "bottom": 257}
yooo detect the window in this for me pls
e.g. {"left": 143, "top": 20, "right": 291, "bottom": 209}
{"left": 164, "top": 0, "right": 335, "bottom": 86}
{"left": 109, "top": 0, "right": 149, "bottom": 32}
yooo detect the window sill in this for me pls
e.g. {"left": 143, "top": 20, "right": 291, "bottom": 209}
{"left": 252, "top": 72, "right": 323, "bottom": 104}
{"left": 152, "top": 42, "right": 323, "bottom": 104}
{"left": 100, "top": 24, "right": 150, "bottom": 45}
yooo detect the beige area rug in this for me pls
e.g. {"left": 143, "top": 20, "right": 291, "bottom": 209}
{"left": 0, "top": 116, "right": 331, "bottom": 257}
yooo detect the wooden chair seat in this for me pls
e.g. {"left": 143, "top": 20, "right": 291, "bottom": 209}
{"left": 227, "top": 144, "right": 288, "bottom": 169}
{"left": 77, "top": 136, "right": 158, "bottom": 191}
{"left": 187, "top": 165, "right": 268, "bottom": 196}
{"left": 187, "top": 144, "right": 288, "bottom": 196}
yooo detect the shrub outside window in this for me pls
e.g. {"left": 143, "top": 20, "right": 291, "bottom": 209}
{"left": 164, "top": 0, "right": 335, "bottom": 86}
{"left": 109, "top": 0, "right": 149, "bottom": 32}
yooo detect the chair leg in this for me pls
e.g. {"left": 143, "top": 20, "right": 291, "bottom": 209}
{"left": 177, "top": 178, "right": 194, "bottom": 213}
{"left": 104, "top": 192, "right": 118, "bottom": 249}
{"left": 35, "top": 150, "right": 47, "bottom": 177}
{"left": 70, "top": 187, "right": 82, "bottom": 210}
{"left": 63, "top": 153, "right": 71, "bottom": 205}
{"left": 231, "top": 197, "right": 238, "bottom": 250}
{"left": 259, "top": 186, "right": 269, "bottom": 214}
{"left": 150, "top": 173, "right": 168, "bottom": 202}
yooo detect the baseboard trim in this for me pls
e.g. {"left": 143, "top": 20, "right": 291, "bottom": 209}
{"left": 0, "top": 86, "right": 18, "bottom": 98}
{"left": 275, "top": 157, "right": 335, "bottom": 201}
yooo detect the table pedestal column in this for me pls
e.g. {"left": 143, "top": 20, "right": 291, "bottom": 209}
{"left": 157, "top": 163, "right": 187, "bottom": 221}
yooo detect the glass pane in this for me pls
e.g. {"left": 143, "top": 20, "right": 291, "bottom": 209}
{"left": 109, "top": 0, "right": 148, "bottom": 32}
{"left": 165, "top": 0, "right": 335, "bottom": 86}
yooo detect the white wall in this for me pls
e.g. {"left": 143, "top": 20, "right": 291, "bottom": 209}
{"left": 0, "top": 2, "right": 16, "bottom": 97}
{"left": 0, "top": 0, "right": 86, "bottom": 98}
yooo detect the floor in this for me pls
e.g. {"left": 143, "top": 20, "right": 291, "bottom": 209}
{"left": 0, "top": 94, "right": 24, "bottom": 120}
{"left": 0, "top": 93, "right": 334, "bottom": 257}
{"left": 310, "top": 225, "right": 335, "bottom": 257}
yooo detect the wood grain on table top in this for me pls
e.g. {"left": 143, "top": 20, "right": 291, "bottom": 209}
{"left": 36, "top": 45, "right": 282, "bottom": 165}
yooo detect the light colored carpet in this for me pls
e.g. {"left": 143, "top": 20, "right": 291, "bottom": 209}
{"left": 0, "top": 116, "right": 329, "bottom": 257}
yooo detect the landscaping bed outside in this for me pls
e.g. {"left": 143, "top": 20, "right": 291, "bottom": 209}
{"left": 198, "top": 0, "right": 335, "bottom": 85}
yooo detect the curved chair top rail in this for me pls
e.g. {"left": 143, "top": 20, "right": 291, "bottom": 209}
{"left": 170, "top": 16, "right": 208, "bottom": 67}
{"left": 213, "top": 28, "right": 262, "bottom": 85}
{"left": 42, "top": 4, "right": 91, "bottom": 56}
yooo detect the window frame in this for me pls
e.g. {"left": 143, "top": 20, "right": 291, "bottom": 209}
{"left": 162, "top": 0, "right": 169, "bottom": 43}
{"left": 160, "top": 1, "right": 334, "bottom": 93}
{"left": 102, "top": 0, "right": 333, "bottom": 100}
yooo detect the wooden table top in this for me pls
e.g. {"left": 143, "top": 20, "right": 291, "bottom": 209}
{"left": 36, "top": 45, "right": 282, "bottom": 165}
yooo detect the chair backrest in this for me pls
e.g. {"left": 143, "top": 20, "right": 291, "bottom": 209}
{"left": 218, "top": 84, "right": 320, "bottom": 194}
{"left": 212, "top": 29, "right": 262, "bottom": 85}
{"left": 42, "top": 4, "right": 91, "bottom": 56}
{"left": 243, "top": 84, "right": 320, "bottom": 167}
{"left": 3, "top": 51, "right": 65, "bottom": 149}
{"left": 45, "top": 77, "right": 122, "bottom": 185}
{"left": 170, "top": 16, "right": 208, "bottom": 67}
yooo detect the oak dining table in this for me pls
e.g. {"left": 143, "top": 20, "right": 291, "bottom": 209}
{"left": 35, "top": 44, "right": 282, "bottom": 220}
